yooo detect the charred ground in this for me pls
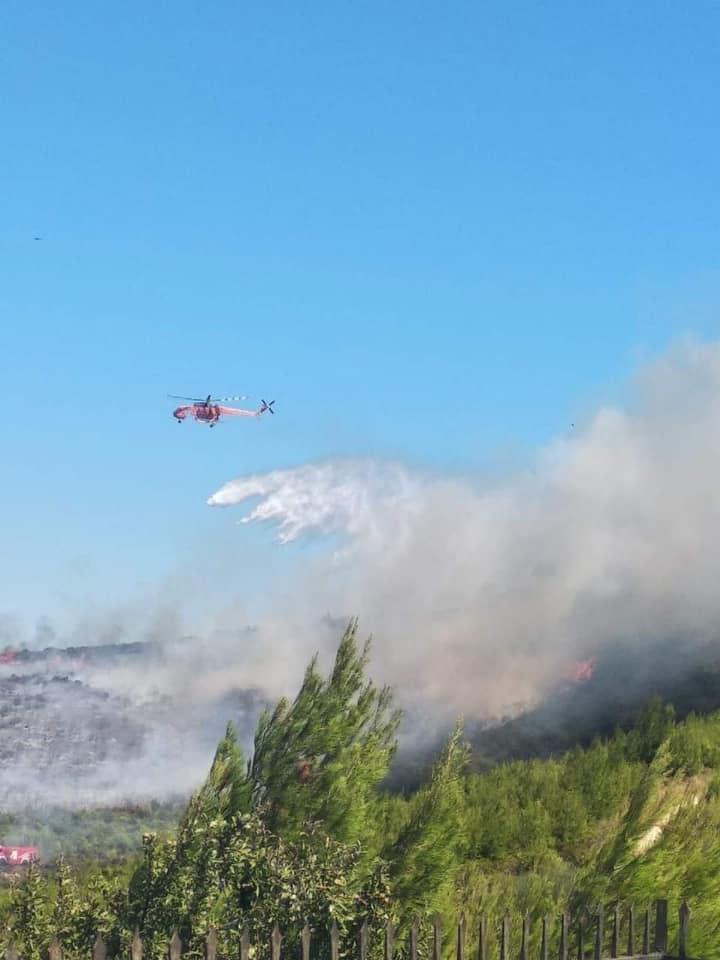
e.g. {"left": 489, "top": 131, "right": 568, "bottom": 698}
{"left": 0, "top": 639, "right": 267, "bottom": 818}
{"left": 387, "top": 633, "right": 720, "bottom": 790}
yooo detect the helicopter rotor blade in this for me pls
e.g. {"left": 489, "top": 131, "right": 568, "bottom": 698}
{"left": 169, "top": 392, "right": 251, "bottom": 405}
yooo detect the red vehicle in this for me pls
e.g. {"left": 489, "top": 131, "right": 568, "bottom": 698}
{"left": 0, "top": 846, "right": 39, "bottom": 866}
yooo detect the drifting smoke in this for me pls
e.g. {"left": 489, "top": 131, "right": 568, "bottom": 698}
{"left": 4, "top": 338, "right": 720, "bottom": 813}
{"left": 209, "top": 338, "right": 720, "bottom": 726}
{"left": 0, "top": 639, "right": 268, "bottom": 812}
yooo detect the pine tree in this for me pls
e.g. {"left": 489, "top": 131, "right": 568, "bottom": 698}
{"left": 248, "top": 618, "right": 402, "bottom": 845}
{"left": 195, "top": 721, "right": 252, "bottom": 819}
{"left": 626, "top": 697, "right": 676, "bottom": 762}
{"left": 385, "top": 720, "right": 470, "bottom": 920}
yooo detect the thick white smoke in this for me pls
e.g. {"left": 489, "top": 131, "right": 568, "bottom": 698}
{"left": 208, "top": 339, "right": 720, "bottom": 722}
{"left": 4, "top": 338, "right": 720, "bottom": 813}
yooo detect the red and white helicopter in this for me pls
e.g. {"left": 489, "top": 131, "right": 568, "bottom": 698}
{"left": 169, "top": 393, "right": 275, "bottom": 427}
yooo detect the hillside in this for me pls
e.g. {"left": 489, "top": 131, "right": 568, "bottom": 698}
{"left": 0, "top": 638, "right": 267, "bottom": 812}
{"left": 0, "top": 803, "right": 182, "bottom": 869}
{"left": 470, "top": 635, "right": 720, "bottom": 765}
{"left": 573, "top": 713, "right": 720, "bottom": 956}
{"left": 3, "top": 627, "right": 720, "bottom": 958}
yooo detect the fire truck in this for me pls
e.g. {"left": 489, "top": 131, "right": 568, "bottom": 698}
{"left": 0, "top": 846, "right": 39, "bottom": 866}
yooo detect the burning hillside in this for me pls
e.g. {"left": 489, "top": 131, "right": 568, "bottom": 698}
{"left": 468, "top": 634, "right": 720, "bottom": 766}
{"left": 0, "top": 638, "right": 267, "bottom": 811}
{"left": 383, "top": 634, "right": 720, "bottom": 790}
{"left": 565, "top": 658, "right": 597, "bottom": 684}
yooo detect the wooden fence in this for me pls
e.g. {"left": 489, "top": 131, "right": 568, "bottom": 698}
{"left": 2, "top": 900, "right": 705, "bottom": 960}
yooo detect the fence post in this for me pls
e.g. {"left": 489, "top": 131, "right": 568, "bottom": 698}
{"left": 457, "top": 914, "right": 466, "bottom": 960}
{"left": 594, "top": 907, "right": 603, "bottom": 960}
{"left": 302, "top": 922, "right": 311, "bottom": 960}
{"left": 478, "top": 916, "right": 487, "bottom": 960}
{"left": 559, "top": 913, "right": 568, "bottom": 960}
{"left": 239, "top": 929, "right": 250, "bottom": 960}
{"left": 642, "top": 908, "right": 650, "bottom": 955}
{"left": 271, "top": 924, "right": 281, "bottom": 960}
{"left": 540, "top": 917, "right": 549, "bottom": 960}
{"left": 678, "top": 902, "right": 690, "bottom": 960}
{"left": 168, "top": 931, "right": 182, "bottom": 960}
{"left": 520, "top": 914, "right": 530, "bottom": 960}
{"left": 5, "top": 943, "right": 18, "bottom": 960}
{"left": 409, "top": 920, "right": 419, "bottom": 960}
{"left": 359, "top": 921, "right": 369, "bottom": 960}
{"left": 330, "top": 921, "right": 340, "bottom": 960}
{"left": 48, "top": 937, "right": 62, "bottom": 960}
{"left": 576, "top": 919, "right": 583, "bottom": 960}
{"left": 93, "top": 935, "right": 107, "bottom": 960}
{"left": 654, "top": 901, "right": 668, "bottom": 954}
{"left": 500, "top": 915, "right": 509, "bottom": 960}
{"left": 386, "top": 919, "right": 394, "bottom": 960}
{"left": 611, "top": 909, "right": 618, "bottom": 959}
{"left": 433, "top": 916, "right": 442, "bottom": 960}
{"left": 131, "top": 927, "right": 143, "bottom": 960}
{"left": 627, "top": 905, "right": 635, "bottom": 957}
{"left": 206, "top": 927, "right": 217, "bottom": 960}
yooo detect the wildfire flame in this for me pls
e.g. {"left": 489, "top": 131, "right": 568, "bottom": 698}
{"left": 565, "top": 657, "right": 596, "bottom": 684}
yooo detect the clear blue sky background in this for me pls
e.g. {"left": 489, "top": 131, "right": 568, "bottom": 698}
{"left": 2, "top": 1, "right": 719, "bottom": 627}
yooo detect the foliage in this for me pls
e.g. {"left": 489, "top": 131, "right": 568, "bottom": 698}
{"left": 5, "top": 865, "right": 51, "bottom": 960}
{"left": 622, "top": 697, "right": 677, "bottom": 763}
{"left": 387, "top": 722, "right": 469, "bottom": 921}
{"left": 126, "top": 811, "right": 392, "bottom": 960}
{"left": 0, "top": 801, "right": 181, "bottom": 866}
{"left": 248, "top": 619, "right": 401, "bottom": 847}
{"left": 194, "top": 722, "right": 253, "bottom": 819}
{"left": 5, "top": 627, "right": 720, "bottom": 959}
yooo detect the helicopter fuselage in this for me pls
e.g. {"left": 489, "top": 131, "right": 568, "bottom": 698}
{"left": 171, "top": 398, "right": 272, "bottom": 425}
{"left": 173, "top": 403, "right": 221, "bottom": 425}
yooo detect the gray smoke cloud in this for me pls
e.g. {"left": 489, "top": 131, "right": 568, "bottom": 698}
{"left": 3, "top": 337, "right": 720, "bottom": 813}
{"left": 208, "top": 338, "right": 720, "bottom": 724}
{"left": 0, "top": 639, "right": 269, "bottom": 813}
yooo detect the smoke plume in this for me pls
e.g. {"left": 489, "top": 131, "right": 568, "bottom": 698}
{"left": 208, "top": 338, "right": 720, "bottom": 725}
{"left": 4, "top": 337, "right": 720, "bottom": 814}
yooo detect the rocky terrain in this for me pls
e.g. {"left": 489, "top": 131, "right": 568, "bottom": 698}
{"left": 0, "top": 640, "right": 267, "bottom": 811}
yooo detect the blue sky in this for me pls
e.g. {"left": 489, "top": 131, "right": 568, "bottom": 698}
{"left": 2, "top": 1, "right": 719, "bottom": 627}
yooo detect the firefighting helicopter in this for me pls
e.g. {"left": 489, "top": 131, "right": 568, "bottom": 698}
{"left": 168, "top": 393, "right": 275, "bottom": 427}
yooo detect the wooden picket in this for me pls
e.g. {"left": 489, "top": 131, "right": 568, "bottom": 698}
{"left": 478, "top": 916, "right": 487, "bottom": 960}
{"left": 239, "top": 928, "right": 249, "bottom": 960}
{"left": 359, "top": 920, "right": 368, "bottom": 960}
{"left": 131, "top": 929, "right": 143, "bottom": 960}
{"left": 540, "top": 917, "right": 548, "bottom": 960}
{"left": 0, "top": 899, "right": 706, "bottom": 960}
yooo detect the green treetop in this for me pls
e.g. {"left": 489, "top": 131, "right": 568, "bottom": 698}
{"left": 247, "top": 618, "right": 402, "bottom": 846}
